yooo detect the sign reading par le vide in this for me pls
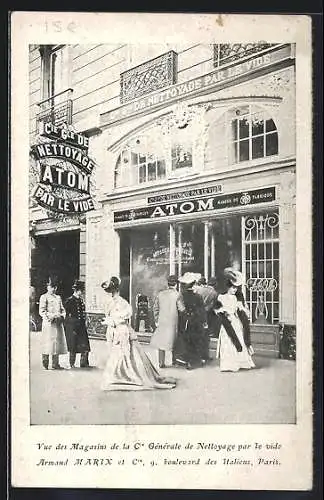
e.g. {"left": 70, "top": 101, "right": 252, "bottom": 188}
{"left": 31, "top": 124, "right": 96, "bottom": 215}
{"left": 114, "top": 187, "right": 276, "bottom": 223}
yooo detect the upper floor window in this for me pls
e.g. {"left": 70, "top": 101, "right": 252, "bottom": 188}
{"left": 115, "top": 148, "right": 167, "bottom": 188}
{"left": 229, "top": 105, "right": 278, "bottom": 163}
{"left": 114, "top": 106, "right": 206, "bottom": 189}
{"left": 38, "top": 45, "right": 72, "bottom": 126}
{"left": 40, "top": 45, "right": 70, "bottom": 101}
{"left": 206, "top": 104, "right": 278, "bottom": 169}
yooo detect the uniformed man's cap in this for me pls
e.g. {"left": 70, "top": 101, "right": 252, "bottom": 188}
{"left": 72, "top": 280, "right": 85, "bottom": 291}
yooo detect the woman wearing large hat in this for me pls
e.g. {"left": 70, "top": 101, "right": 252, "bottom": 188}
{"left": 99, "top": 276, "right": 176, "bottom": 391}
{"left": 214, "top": 268, "right": 255, "bottom": 372}
{"left": 38, "top": 276, "right": 67, "bottom": 370}
{"left": 64, "top": 280, "right": 91, "bottom": 368}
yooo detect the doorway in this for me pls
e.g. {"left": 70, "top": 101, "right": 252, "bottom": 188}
{"left": 30, "top": 230, "right": 80, "bottom": 302}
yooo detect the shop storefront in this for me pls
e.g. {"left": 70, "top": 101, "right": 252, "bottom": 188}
{"left": 107, "top": 182, "right": 284, "bottom": 355}
{"left": 84, "top": 43, "right": 296, "bottom": 356}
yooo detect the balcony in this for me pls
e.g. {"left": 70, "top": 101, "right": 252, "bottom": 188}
{"left": 120, "top": 50, "right": 178, "bottom": 104}
{"left": 36, "top": 88, "right": 73, "bottom": 128}
{"left": 213, "top": 43, "right": 279, "bottom": 68}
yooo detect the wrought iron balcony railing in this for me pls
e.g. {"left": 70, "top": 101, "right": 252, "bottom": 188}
{"left": 36, "top": 88, "right": 73, "bottom": 128}
{"left": 120, "top": 50, "right": 178, "bottom": 104}
{"left": 213, "top": 43, "right": 279, "bottom": 68}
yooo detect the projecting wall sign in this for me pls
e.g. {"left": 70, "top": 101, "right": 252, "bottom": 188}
{"left": 114, "top": 187, "right": 276, "bottom": 223}
{"left": 30, "top": 124, "right": 96, "bottom": 215}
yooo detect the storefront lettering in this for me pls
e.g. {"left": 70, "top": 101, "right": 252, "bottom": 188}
{"left": 38, "top": 121, "right": 89, "bottom": 150}
{"left": 246, "top": 277, "right": 278, "bottom": 292}
{"left": 114, "top": 187, "right": 276, "bottom": 223}
{"left": 33, "top": 185, "right": 95, "bottom": 214}
{"left": 148, "top": 185, "right": 223, "bottom": 204}
{"left": 31, "top": 123, "right": 96, "bottom": 215}
{"left": 32, "top": 143, "right": 95, "bottom": 174}
{"left": 101, "top": 45, "right": 291, "bottom": 126}
{"left": 40, "top": 164, "right": 90, "bottom": 193}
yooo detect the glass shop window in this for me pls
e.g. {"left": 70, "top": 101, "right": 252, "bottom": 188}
{"left": 243, "top": 212, "right": 280, "bottom": 325}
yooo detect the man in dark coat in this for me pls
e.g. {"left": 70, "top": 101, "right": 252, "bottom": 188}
{"left": 175, "top": 272, "right": 208, "bottom": 370}
{"left": 64, "top": 280, "right": 91, "bottom": 368}
{"left": 195, "top": 276, "right": 219, "bottom": 360}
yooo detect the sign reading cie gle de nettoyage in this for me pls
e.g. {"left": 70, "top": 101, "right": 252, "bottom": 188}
{"left": 31, "top": 122, "right": 96, "bottom": 214}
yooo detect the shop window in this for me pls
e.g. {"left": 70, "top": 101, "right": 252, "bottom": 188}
{"left": 229, "top": 105, "right": 278, "bottom": 163}
{"left": 242, "top": 212, "right": 280, "bottom": 325}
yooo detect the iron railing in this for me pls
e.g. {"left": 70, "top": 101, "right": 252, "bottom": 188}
{"left": 213, "top": 43, "right": 279, "bottom": 68}
{"left": 36, "top": 88, "right": 73, "bottom": 128}
{"left": 120, "top": 50, "right": 178, "bottom": 104}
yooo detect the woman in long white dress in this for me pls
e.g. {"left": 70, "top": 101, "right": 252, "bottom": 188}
{"left": 100, "top": 277, "right": 177, "bottom": 391}
{"left": 215, "top": 269, "right": 255, "bottom": 372}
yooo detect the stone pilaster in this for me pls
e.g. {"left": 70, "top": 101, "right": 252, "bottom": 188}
{"left": 279, "top": 170, "right": 296, "bottom": 325}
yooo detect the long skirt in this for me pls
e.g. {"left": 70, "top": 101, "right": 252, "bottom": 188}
{"left": 101, "top": 336, "right": 176, "bottom": 391}
{"left": 218, "top": 316, "right": 255, "bottom": 372}
{"left": 42, "top": 319, "right": 67, "bottom": 355}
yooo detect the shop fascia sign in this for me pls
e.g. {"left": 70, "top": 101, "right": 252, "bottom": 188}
{"left": 114, "top": 187, "right": 276, "bottom": 223}
{"left": 147, "top": 185, "right": 223, "bottom": 204}
{"left": 30, "top": 124, "right": 96, "bottom": 215}
{"left": 102, "top": 44, "right": 291, "bottom": 126}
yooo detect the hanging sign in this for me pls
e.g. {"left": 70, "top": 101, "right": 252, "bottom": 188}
{"left": 114, "top": 187, "right": 276, "bottom": 223}
{"left": 38, "top": 121, "right": 90, "bottom": 151}
{"left": 30, "top": 125, "right": 96, "bottom": 215}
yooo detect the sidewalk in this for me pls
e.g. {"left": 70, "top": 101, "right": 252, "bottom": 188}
{"left": 30, "top": 332, "right": 296, "bottom": 425}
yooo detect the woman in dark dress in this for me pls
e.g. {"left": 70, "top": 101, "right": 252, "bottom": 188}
{"left": 64, "top": 280, "right": 91, "bottom": 368}
{"left": 175, "top": 272, "right": 208, "bottom": 370}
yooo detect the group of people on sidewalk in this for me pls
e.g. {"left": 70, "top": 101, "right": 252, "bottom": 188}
{"left": 150, "top": 269, "right": 255, "bottom": 372}
{"left": 36, "top": 267, "right": 255, "bottom": 392}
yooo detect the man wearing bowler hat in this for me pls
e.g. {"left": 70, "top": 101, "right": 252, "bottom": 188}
{"left": 64, "top": 280, "right": 91, "bottom": 368}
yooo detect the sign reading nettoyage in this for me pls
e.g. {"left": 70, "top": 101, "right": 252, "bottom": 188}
{"left": 31, "top": 124, "right": 96, "bottom": 215}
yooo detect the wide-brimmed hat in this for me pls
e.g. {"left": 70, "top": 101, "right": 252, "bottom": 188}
{"left": 72, "top": 280, "right": 85, "bottom": 291}
{"left": 101, "top": 276, "right": 120, "bottom": 293}
{"left": 224, "top": 268, "right": 244, "bottom": 287}
{"left": 179, "top": 272, "right": 201, "bottom": 285}
{"left": 167, "top": 274, "right": 178, "bottom": 286}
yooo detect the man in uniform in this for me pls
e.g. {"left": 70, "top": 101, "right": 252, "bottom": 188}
{"left": 64, "top": 280, "right": 91, "bottom": 368}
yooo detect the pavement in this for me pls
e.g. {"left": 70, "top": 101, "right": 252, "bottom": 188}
{"left": 29, "top": 332, "right": 296, "bottom": 425}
